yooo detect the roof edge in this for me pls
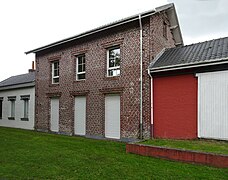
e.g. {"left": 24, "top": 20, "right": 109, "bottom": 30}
{"left": 150, "top": 57, "right": 228, "bottom": 73}
{"left": 0, "top": 82, "right": 35, "bottom": 91}
{"left": 25, "top": 3, "right": 176, "bottom": 54}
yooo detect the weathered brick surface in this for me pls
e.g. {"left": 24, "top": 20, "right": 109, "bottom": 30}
{"left": 126, "top": 143, "right": 228, "bottom": 168}
{"left": 35, "top": 13, "right": 175, "bottom": 139}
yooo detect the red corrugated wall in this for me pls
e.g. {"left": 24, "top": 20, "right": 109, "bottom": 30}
{"left": 153, "top": 74, "right": 197, "bottom": 139}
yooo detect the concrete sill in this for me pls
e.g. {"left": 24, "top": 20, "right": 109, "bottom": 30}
{"left": 21, "top": 118, "right": 29, "bottom": 121}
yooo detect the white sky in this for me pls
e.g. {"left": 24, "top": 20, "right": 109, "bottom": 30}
{"left": 0, "top": 0, "right": 227, "bottom": 81}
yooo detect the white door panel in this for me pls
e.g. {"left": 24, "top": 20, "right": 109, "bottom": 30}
{"left": 74, "top": 96, "right": 86, "bottom": 135}
{"left": 105, "top": 94, "right": 120, "bottom": 139}
{"left": 50, "top": 98, "right": 59, "bottom": 132}
{"left": 197, "top": 70, "right": 228, "bottom": 140}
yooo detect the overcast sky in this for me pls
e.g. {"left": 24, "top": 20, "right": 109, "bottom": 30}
{"left": 0, "top": 0, "right": 227, "bottom": 81}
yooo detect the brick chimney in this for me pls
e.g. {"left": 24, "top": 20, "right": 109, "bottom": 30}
{"left": 29, "top": 61, "right": 35, "bottom": 73}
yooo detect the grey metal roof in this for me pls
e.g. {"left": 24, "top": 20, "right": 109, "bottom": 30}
{"left": 25, "top": 3, "right": 183, "bottom": 54}
{"left": 0, "top": 72, "right": 35, "bottom": 89}
{"left": 149, "top": 36, "right": 228, "bottom": 73}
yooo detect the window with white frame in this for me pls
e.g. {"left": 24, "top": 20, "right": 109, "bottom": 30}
{"left": 8, "top": 96, "right": 16, "bottom": 120}
{"left": 52, "top": 61, "right": 59, "bottom": 84}
{"left": 21, "top": 95, "right": 30, "bottom": 121}
{"left": 76, "top": 54, "right": 86, "bottom": 80}
{"left": 0, "top": 97, "right": 3, "bottom": 119}
{"left": 107, "top": 47, "right": 120, "bottom": 77}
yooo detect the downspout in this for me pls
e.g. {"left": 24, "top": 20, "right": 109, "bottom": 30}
{"left": 139, "top": 14, "right": 143, "bottom": 139}
{"left": 148, "top": 69, "right": 153, "bottom": 138}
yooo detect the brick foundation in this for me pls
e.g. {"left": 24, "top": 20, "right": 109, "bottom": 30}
{"left": 126, "top": 143, "right": 228, "bottom": 168}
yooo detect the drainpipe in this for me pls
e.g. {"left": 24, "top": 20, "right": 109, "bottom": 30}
{"left": 148, "top": 69, "right": 153, "bottom": 138}
{"left": 139, "top": 14, "right": 143, "bottom": 140}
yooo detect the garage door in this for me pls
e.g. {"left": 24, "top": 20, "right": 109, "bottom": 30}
{"left": 105, "top": 94, "right": 120, "bottom": 139}
{"left": 197, "top": 70, "right": 228, "bottom": 140}
{"left": 74, "top": 96, "right": 86, "bottom": 135}
{"left": 50, "top": 98, "right": 59, "bottom": 132}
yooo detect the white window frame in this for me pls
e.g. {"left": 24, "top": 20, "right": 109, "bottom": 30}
{"left": 107, "top": 47, "right": 120, "bottom": 77}
{"left": 8, "top": 96, "right": 16, "bottom": 120}
{"left": 21, "top": 95, "right": 30, "bottom": 120}
{"left": 52, "top": 61, "right": 59, "bottom": 84}
{"left": 10, "top": 100, "right": 15, "bottom": 118}
{"left": 0, "top": 97, "right": 3, "bottom": 119}
{"left": 23, "top": 99, "right": 29, "bottom": 119}
{"left": 76, "top": 54, "right": 86, "bottom": 80}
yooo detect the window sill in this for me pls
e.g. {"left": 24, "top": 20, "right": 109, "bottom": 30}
{"left": 104, "top": 76, "right": 120, "bottom": 81}
{"left": 74, "top": 79, "right": 86, "bottom": 82}
{"left": 49, "top": 83, "right": 59, "bottom": 87}
{"left": 21, "top": 118, "right": 29, "bottom": 121}
{"left": 8, "top": 117, "right": 15, "bottom": 120}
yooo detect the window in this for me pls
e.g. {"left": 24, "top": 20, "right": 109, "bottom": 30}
{"left": 8, "top": 96, "right": 16, "bottom": 120}
{"left": 76, "top": 54, "right": 86, "bottom": 80}
{"left": 21, "top": 95, "right": 30, "bottom": 121}
{"left": 0, "top": 97, "right": 3, "bottom": 119}
{"left": 52, "top": 61, "right": 59, "bottom": 84}
{"left": 163, "top": 21, "right": 168, "bottom": 39}
{"left": 107, "top": 47, "right": 120, "bottom": 77}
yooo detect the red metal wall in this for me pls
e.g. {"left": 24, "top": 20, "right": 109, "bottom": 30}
{"left": 153, "top": 74, "right": 197, "bottom": 139}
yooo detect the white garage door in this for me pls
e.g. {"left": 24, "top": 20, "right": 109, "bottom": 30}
{"left": 74, "top": 96, "right": 86, "bottom": 135}
{"left": 197, "top": 70, "right": 228, "bottom": 140}
{"left": 50, "top": 98, "right": 59, "bottom": 132}
{"left": 105, "top": 94, "right": 120, "bottom": 139}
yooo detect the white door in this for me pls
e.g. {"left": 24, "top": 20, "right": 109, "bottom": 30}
{"left": 50, "top": 98, "right": 59, "bottom": 132}
{"left": 105, "top": 94, "right": 120, "bottom": 139}
{"left": 74, "top": 96, "right": 86, "bottom": 135}
{"left": 197, "top": 70, "right": 228, "bottom": 140}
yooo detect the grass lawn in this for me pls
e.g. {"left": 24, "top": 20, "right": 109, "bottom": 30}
{"left": 141, "top": 139, "right": 228, "bottom": 155}
{"left": 0, "top": 127, "right": 227, "bottom": 179}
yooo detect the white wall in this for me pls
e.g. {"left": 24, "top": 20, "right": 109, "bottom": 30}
{"left": 0, "top": 87, "right": 35, "bottom": 130}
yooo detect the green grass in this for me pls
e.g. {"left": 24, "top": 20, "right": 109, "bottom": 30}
{"left": 0, "top": 127, "right": 227, "bottom": 179}
{"left": 141, "top": 139, "right": 228, "bottom": 155}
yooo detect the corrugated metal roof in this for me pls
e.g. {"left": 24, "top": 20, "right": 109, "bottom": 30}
{"left": 0, "top": 72, "right": 35, "bottom": 88}
{"left": 149, "top": 36, "right": 228, "bottom": 72}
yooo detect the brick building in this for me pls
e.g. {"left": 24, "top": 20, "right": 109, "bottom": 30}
{"left": 26, "top": 3, "right": 183, "bottom": 140}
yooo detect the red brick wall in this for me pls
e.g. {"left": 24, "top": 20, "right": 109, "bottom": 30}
{"left": 35, "top": 12, "right": 175, "bottom": 139}
{"left": 153, "top": 74, "right": 197, "bottom": 139}
{"left": 126, "top": 143, "right": 228, "bottom": 168}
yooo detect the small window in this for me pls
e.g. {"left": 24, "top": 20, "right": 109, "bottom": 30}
{"left": 107, "top": 47, "right": 120, "bottom": 77}
{"left": 0, "top": 97, "right": 3, "bottom": 119}
{"left": 76, "top": 54, "right": 86, "bottom": 80}
{"left": 21, "top": 95, "right": 30, "bottom": 121}
{"left": 8, "top": 96, "right": 16, "bottom": 120}
{"left": 163, "top": 21, "right": 168, "bottom": 39}
{"left": 52, "top": 61, "right": 59, "bottom": 84}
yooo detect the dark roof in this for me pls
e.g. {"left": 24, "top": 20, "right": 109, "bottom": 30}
{"left": 149, "top": 36, "right": 228, "bottom": 73}
{"left": 0, "top": 72, "right": 35, "bottom": 88}
{"left": 25, "top": 3, "right": 183, "bottom": 54}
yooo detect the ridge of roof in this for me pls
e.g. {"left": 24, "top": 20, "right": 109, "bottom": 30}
{"left": 181, "top": 36, "right": 228, "bottom": 49}
{"left": 25, "top": 3, "right": 182, "bottom": 54}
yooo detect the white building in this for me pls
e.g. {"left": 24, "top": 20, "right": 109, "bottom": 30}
{"left": 0, "top": 70, "right": 35, "bottom": 130}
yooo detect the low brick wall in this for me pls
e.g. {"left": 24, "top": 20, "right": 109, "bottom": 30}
{"left": 126, "top": 143, "right": 228, "bottom": 168}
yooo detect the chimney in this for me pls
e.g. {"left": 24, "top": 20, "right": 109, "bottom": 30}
{"left": 28, "top": 61, "right": 35, "bottom": 73}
